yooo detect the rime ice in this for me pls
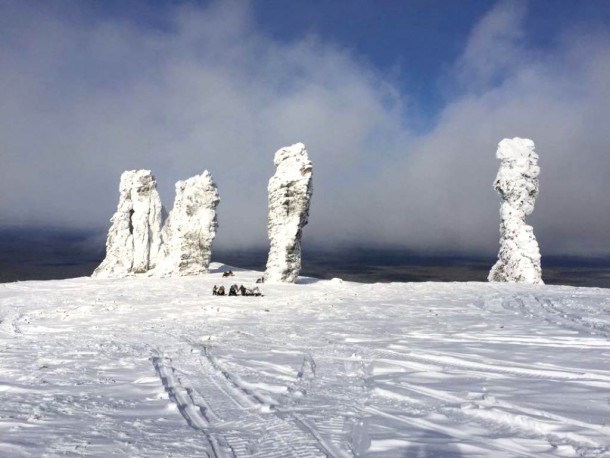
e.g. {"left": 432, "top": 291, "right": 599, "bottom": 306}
{"left": 94, "top": 170, "right": 219, "bottom": 278}
{"left": 264, "top": 143, "right": 313, "bottom": 283}
{"left": 489, "top": 138, "right": 543, "bottom": 284}
{"left": 154, "top": 171, "right": 219, "bottom": 276}
{"left": 92, "top": 170, "right": 164, "bottom": 278}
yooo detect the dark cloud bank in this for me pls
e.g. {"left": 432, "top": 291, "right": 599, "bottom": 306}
{"left": 2, "top": 1, "right": 610, "bottom": 261}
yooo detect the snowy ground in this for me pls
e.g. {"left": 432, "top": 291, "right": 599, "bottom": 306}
{"left": 1, "top": 263, "right": 610, "bottom": 457}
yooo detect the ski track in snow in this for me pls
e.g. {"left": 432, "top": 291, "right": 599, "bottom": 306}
{"left": 1, "top": 264, "right": 610, "bottom": 457}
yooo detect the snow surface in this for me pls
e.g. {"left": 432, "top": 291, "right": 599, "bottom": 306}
{"left": 265, "top": 143, "right": 313, "bottom": 283}
{"left": 2, "top": 265, "right": 610, "bottom": 457}
{"left": 489, "top": 138, "right": 543, "bottom": 285}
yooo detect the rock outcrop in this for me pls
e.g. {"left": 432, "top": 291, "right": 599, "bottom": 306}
{"left": 94, "top": 169, "right": 220, "bottom": 279}
{"left": 154, "top": 171, "right": 220, "bottom": 276}
{"left": 92, "top": 170, "right": 164, "bottom": 278}
{"left": 264, "top": 143, "right": 313, "bottom": 283}
{"left": 489, "top": 138, "right": 543, "bottom": 285}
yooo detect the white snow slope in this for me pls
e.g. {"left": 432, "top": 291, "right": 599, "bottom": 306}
{"left": 1, "top": 265, "right": 610, "bottom": 457}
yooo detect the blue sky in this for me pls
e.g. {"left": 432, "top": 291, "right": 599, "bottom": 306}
{"left": 2, "top": 1, "right": 610, "bottom": 255}
{"left": 255, "top": 0, "right": 494, "bottom": 123}
{"left": 256, "top": 0, "right": 610, "bottom": 126}
{"left": 84, "top": 0, "right": 610, "bottom": 126}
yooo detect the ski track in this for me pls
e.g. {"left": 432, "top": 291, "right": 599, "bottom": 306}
{"left": 503, "top": 294, "right": 610, "bottom": 340}
{"left": 1, "top": 269, "right": 610, "bottom": 457}
{"left": 151, "top": 355, "right": 226, "bottom": 458}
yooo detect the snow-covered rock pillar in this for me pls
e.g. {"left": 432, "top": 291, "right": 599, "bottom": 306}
{"left": 489, "top": 138, "right": 543, "bottom": 284}
{"left": 154, "top": 171, "right": 219, "bottom": 276}
{"left": 93, "top": 170, "right": 164, "bottom": 278}
{"left": 264, "top": 143, "right": 313, "bottom": 283}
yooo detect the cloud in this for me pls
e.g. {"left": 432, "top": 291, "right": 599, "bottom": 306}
{"left": 1, "top": 1, "right": 610, "bottom": 256}
{"left": 456, "top": 1, "right": 527, "bottom": 90}
{"left": 383, "top": 2, "right": 610, "bottom": 256}
{"left": 0, "top": 1, "right": 410, "bottom": 249}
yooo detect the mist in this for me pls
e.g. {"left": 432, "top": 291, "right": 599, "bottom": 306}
{"left": 1, "top": 1, "right": 610, "bottom": 256}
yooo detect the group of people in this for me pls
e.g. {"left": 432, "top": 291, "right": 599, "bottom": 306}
{"left": 214, "top": 270, "right": 263, "bottom": 296}
{"left": 213, "top": 284, "right": 262, "bottom": 296}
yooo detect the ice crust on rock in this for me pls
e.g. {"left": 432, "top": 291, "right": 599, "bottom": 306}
{"left": 154, "top": 171, "right": 219, "bottom": 276}
{"left": 264, "top": 143, "right": 313, "bottom": 283}
{"left": 94, "top": 170, "right": 219, "bottom": 279}
{"left": 489, "top": 138, "right": 543, "bottom": 285}
{"left": 92, "top": 170, "right": 164, "bottom": 278}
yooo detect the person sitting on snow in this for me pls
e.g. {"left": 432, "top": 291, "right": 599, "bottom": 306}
{"left": 229, "top": 284, "right": 238, "bottom": 296}
{"left": 240, "top": 286, "right": 259, "bottom": 296}
{"left": 253, "top": 286, "right": 262, "bottom": 297}
{"left": 217, "top": 286, "right": 226, "bottom": 296}
{"left": 212, "top": 285, "right": 218, "bottom": 296}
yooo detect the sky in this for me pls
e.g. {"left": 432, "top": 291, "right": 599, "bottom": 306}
{"left": 1, "top": 0, "right": 610, "bottom": 256}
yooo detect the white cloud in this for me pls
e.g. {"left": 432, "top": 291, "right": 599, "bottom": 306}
{"left": 0, "top": 1, "right": 410, "bottom": 249}
{"left": 373, "top": 3, "right": 610, "bottom": 255}
{"left": 1, "top": 1, "right": 610, "bottom": 256}
{"left": 456, "top": 1, "right": 527, "bottom": 89}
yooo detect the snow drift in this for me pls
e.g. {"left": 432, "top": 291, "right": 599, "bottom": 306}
{"left": 489, "top": 138, "right": 543, "bottom": 285}
{"left": 3, "top": 267, "right": 610, "bottom": 456}
{"left": 265, "top": 143, "right": 313, "bottom": 283}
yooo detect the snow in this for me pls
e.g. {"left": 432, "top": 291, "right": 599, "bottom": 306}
{"left": 489, "top": 138, "right": 543, "bottom": 285}
{"left": 93, "top": 170, "right": 164, "bottom": 278}
{"left": 94, "top": 170, "right": 220, "bottom": 279}
{"left": 2, "top": 265, "right": 610, "bottom": 456}
{"left": 154, "top": 171, "right": 220, "bottom": 276}
{"left": 265, "top": 143, "right": 313, "bottom": 283}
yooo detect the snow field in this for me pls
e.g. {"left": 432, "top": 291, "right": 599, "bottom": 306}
{"left": 1, "top": 263, "right": 610, "bottom": 457}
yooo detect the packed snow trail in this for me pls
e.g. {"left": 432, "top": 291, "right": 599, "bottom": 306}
{"left": 1, "top": 264, "right": 610, "bottom": 457}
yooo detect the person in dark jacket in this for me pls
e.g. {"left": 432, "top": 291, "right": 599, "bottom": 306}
{"left": 229, "top": 284, "right": 238, "bottom": 296}
{"left": 217, "top": 286, "right": 226, "bottom": 296}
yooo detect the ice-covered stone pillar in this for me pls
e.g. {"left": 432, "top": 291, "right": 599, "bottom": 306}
{"left": 264, "top": 143, "right": 313, "bottom": 283}
{"left": 489, "top": 138, "right": 543, "bottom": 284}
{"left": 93, "top": 170, "right": 164, "bottom": 278}
{"left": 154, "top": 171, "right": 219, "bottom": 276}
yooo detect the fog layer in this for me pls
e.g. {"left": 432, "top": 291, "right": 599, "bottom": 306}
{"left": 1, "top": 2, "right": 610, "bottom": 255}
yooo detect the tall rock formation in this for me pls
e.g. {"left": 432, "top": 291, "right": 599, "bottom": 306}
{"left": 489, "top": 138, "right": 543, "bottom": 285}
{"left": 93, "top": 170, "right": 164, "bottom": 278}
{"left": 154, "top": 171, "right": 219, "bottom": 276}
{"left": 264, "top": 143, "right": 313, "bottom": 283}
